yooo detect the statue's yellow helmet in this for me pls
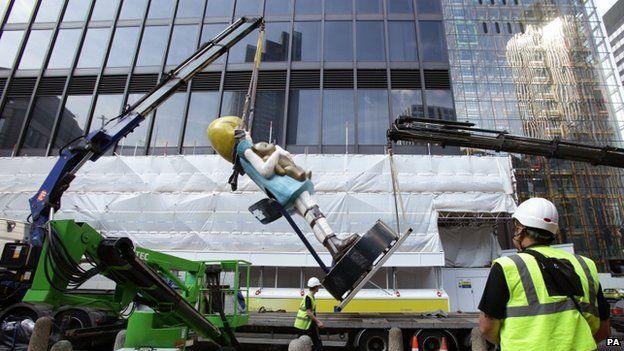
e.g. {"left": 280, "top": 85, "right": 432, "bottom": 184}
{"left": 207, "top": 116, "right": 243, "bottom": 163}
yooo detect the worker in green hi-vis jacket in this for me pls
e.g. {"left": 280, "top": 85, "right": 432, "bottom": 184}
{"left": 294, "top": 277, "right": 325, "bottom": 350}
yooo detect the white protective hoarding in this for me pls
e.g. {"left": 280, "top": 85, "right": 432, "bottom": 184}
{"left": 0, "top": 154, "right": 515, "bottom": 266}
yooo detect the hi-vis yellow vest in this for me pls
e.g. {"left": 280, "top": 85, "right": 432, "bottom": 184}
{"left": 294, "top": 293, "right": 316, "bottom": 330}
{"left": 494, "top": 245, "right": 600, "bottom": 351}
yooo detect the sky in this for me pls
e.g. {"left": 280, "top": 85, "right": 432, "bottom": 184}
{"left": 596, "top": 0, "right": 619, "bottom": 17}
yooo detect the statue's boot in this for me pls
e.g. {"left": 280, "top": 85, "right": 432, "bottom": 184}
{"left": 323, "top": 234, "right": 360, "bottom": 262}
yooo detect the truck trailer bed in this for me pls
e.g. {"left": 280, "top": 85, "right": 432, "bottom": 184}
{"left": 241, "top": 311, "right": 479, "bottom": 331}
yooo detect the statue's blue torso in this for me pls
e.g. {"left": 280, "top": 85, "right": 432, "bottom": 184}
{"left": 236, "top": 139, "right": 314, "bottom": 210}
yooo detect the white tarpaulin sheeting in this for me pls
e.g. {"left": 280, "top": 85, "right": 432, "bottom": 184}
{"left": 0, "top": 154, "right": 516, "bottom": 266}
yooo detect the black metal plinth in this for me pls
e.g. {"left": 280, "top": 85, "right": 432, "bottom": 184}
{"left": 322, "top": 220, "right": 398, "bottom": 301}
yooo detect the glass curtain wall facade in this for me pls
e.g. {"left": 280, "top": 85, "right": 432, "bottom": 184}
{"left": 604, "top": 0, "right": 624, "bottom": 90}
{"left": 443, "top": 0, "right": 624, "bottom": 269}
{"left": 3, "top": 0, "right": 624, "bottom": 269}
{"left": 0, "top": 0, "right": 452, "bottom": 158}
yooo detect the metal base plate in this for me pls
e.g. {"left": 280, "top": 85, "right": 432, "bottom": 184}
{"left": 322, "top": 220, "right": 411, "bottom": 307}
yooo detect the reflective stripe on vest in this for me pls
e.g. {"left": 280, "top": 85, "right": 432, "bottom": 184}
{"left": 505, "top": 253, "right": 599, "bottom": 318}
{"left": 293, "top": 294, "right": 316, "bottom": 330}
{"left": 494, "top": 246, "right": 600, "bottom": 351}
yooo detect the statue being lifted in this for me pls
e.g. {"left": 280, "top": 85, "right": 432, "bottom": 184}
{"left": 207, "top": 116, "right": 358, "bottom": 260}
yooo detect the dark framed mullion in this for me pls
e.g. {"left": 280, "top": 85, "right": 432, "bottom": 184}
{"left": 2, "top": 0, "right": 42, "bottom": 156}
{"left": 351, "top": 0, "right": 357, "bottom": 153}
{"left": 115, "top": 0, "right": 153, "bottom": 154}
{"left": 144, "top": 0, "right": 178, "bottom": 155}
{"left": 44, "top": 0, "right": 97, "bottom": 156}
{"left": 281, "top": 0, "right": 295, "bottom": 147}
{"left": 178, "top": 0, "right": 208, "bottom": 154}
{"left": 15, "top": 0, "right": 69, "bottom": 156}
{"left": 413, "top": 0, "right": 427, "bottom": 119}
{"left": 317, "top": 0, "right": 324, "bottom": 150}
{"left": 216, "top": 0, "right": 237, "bottom": 116}
{"left": 0, "top": 0, "right": 15, "bottom": 35}
{"left": 82, "top": 0, "right": 124, "bottom": 141}
{"left": 383, "top": 0, "right": 393, "bottom": 127}
{"left": 436, "top": 7, "right": 456, "bottom": 122}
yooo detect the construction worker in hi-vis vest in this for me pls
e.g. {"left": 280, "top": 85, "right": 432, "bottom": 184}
{"left": 479, "top": 198, "right": 612, "bottom": 350}
{"left": 294, "top": 277, "right": 324, "bottom": 350}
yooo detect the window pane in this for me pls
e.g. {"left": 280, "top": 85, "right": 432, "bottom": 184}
{"left": 0, "top": 30, "right": 25, "bottom": 71}
{"left": 387, "top": 0, "right": 412, "bottom": 14}
{"left": 387, "top": 21, "right": 417, "bottom": 61}
{"left": 106, "top": 26, "right": 140, "bottom": 67}
{"left": 136, "top": 26, "right": 169, "bottom": 67}
{"left": 119, "top": 0, "right": 148, "bottom": 20}
{"left": 426, "top": 89, "right": 455, "bottom": 120}
{"left": 19, "top": 29, "right": 53, "bottom": 70}
{"left": 77, "top": 27, "right": 111, "bottom": 68}
{"left": 228, "top": 28, "right": 258, "bottom": 63}
{"left": 266, "top": 0, "right": 291, "bottom": 16}
{"left": 35, "top": 0, "right": 63, "bottom": 22}
{"left": 0, "top": 98, "right": 28, "bottom": 155}
{"left": 21, "top": 96, "right": 61, "bottom": 155}
{"left": 150, "top": 92, "right": 186, "bottom": 151}
{"left": 419, "top": 21, "right": 447, "bottom": 61}
{"left": 287, "top": 89, "right": 319, "bottom": 145}
{"left": 416, "top": 0, "right": 441, "bottom": 14}
{"left": 264, "top": 22, "right": 290, "bottom": 62}
{"left": 324, "top": 21, "right": 352, "bottom": 61}
{"left": 90, "top": 94, "right": 123, "bottom": 132}
{"left": 0, "top": 0, "right": 9, "bottom": 15}
{"left": 221, "top": 91, "right": 245, "bottom": 116}
{"left": 92, "top": 0, "right": 119, "bottom": 20}
{"left": 235, "top": 0, "right": 261, "bottom": 16}
{"left": 356, "top": 0, "right": 381, "bottom": 14}
{"left": 358, "top": 89, "right": 388, "bottom": 145}
{"left": 183, "top": 91, "right": 219, "bottom": 148}
{"left": 48, "top": 28, "right": 81, "bottom": 69}
{"left": 357, "top": 21, "right": 384, "bottom": 61}
{"left": 54, "top": 95, "right": 92, "bottom": 150}
{"left": 63, "top": 0, "right": 91, "bottom": 22}
{"left": 201, "top": 23, "right": 227, "bottom": 63}
{"left": 292, "top": 21, "right": 320, "bottom": 61}
{"left": 391, "top": 89, "right": 423, "bottom": 119}
{"left": 148, "top": 0, "right": 174, "bottom": 19}
{"left": 325, "top": 0, "right": 351, "bottom": 15}
{"left": 294, "top": 0, "right": 319, "bottom": 15}
{"left": 322, "top": 90, "right": 354, "bottom": 145}
{"left": 167, "top": 24, "right": 199, "bottom": 65}
{"left": 205, "top": 0, "right": 233, "bottom": 17}
{"left": 252, "top": 90, "right": 285, "bottom": 143}
{"left": 176, "top": 0, "right": 205, "bottom": 18}
{"left": 7, "top": 0, "right": 35, "bottom": 23}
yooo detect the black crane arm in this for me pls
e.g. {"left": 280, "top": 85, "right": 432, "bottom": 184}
{"left": 387, "top": 117, "right": 624, "bottom": 169}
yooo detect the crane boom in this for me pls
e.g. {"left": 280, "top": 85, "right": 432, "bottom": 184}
{"left": 28, "top": 17, "right": 263, "bottom": 246}
{"left": 387, "top": 117, "right": 624, "bottom": 168}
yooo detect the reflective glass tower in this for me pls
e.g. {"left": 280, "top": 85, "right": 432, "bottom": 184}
{"left": 443, "top": 0, "right": 624, "bottom": 268}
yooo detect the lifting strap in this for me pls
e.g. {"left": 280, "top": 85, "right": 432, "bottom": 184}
{"left": 387, "top": 142, "right": 407, "bottom": 235}
{"left": 230, "top": 23, "right": 264, "bottom": 190}
{"left": 241, "top": 21, "right": 265, "bottom": 133}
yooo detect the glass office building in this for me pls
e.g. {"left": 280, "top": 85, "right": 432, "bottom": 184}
{"left": 0, "top": 0, "right": 451, "bottom": 158}
{"left": 444, "top": 0, "right": 624, "bottom": 269}
{"left": 0, "top": 0, "right": 623, "bottom": 269}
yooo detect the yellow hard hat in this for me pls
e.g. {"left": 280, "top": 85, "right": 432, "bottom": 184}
{"left": 207, "top": 116, "right": 243, "bottom": 163}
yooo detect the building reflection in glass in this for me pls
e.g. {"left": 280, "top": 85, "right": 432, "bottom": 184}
{"left": 443, "top": 0, "right": 624, "bottom": 268}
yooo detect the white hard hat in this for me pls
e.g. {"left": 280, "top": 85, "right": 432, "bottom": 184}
{"left": 307, "top": 277, "right": 322, "bottom": 288}
{"left": 512, "top": 198, "right": 559, "bottom": 235}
